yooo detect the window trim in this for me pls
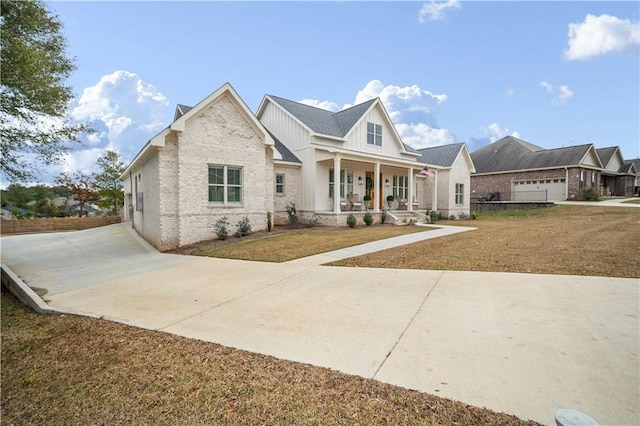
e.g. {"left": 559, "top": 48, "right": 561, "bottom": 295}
{"left": 208, "top": 165, "right": 243, "bottom": 205}
{"left": 455, "top": 183, "right": 464, "bottom": 205}
{"left": 275, "top": 173, "right": 285, "bottom": 195}
{"left": 392, "top": 175, "right": 408, "bottom": 199}
{"left": 366, "top": 122, "right": 382, "bottom": 146}
{"left": 329, "top": 168, "right": 353, "bottom": 198}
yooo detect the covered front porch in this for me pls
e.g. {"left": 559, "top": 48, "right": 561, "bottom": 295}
{"left": 313, "top": 151, "right": 439, "bottom": 216}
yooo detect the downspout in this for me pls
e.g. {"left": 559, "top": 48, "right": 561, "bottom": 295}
{"left": 564, "top": 167, "right": 569, "bottom": 200}
{"left": 129, "top": 170, "right": 134, "bottom": 228}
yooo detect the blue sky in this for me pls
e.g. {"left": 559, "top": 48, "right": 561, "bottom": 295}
{"left": 39, "top": 1, "right": 639, "bottom": 181}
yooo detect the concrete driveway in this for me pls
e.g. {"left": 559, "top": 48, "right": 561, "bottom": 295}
{"left": 1, "top": 223, "right": 638, "bottom": 426}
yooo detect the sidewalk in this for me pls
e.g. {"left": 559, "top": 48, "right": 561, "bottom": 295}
{"left": 1, "top": 223, "right": 638, "bottom": 426}
{"left": 555, "top": 197, "right": 640, "bottom": 207}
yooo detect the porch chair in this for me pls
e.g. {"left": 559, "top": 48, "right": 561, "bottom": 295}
{"left": 398, "top": 198, "right": 408, "bottom": 210}
{"left": 348, "top": 193, "right": 362, "bottom": 211}
{"left": 340, "top": 198, "right": 349, "bottom": 211}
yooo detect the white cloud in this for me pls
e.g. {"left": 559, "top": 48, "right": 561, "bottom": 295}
{"left": 481, "top": 122, "right": 520, "bottom": 143}
{"left": 72, "top": 70, "right": 169, "bottom": 138}
{"left": 540, "top": 81, "right": 574, "bottom": 105}
{"left": 564, "top": 14, "right": 640, "bottom": 61}
{"left": 298, "top": 98, "right": 340, "bottom": 112}
{"left": 418, "top": 0, "right": 461, "bottom": 23}
{"left": 57, "top": 70, "right": 171, "bottom": 179}
{"left": 505, "top": 88, "right": 516, "bottom": 97}
{"left": 347, "top": 80, "right": 454, "bottom": 149}
{"left": 396, "top": 122, "right": 456, "bottom": 147}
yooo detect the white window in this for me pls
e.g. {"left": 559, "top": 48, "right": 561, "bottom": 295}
{"left": 590, "top": 172, "right": 596, "bottom": 187}
{"left": 329, "top": 169, "right": 353, "bottom": 198}
{"left": 276, "top": 174, "right": 285, "bottom": 194}
{"left": 579, "top": 171, "right": 586, "bottom": 189}
{"left": 455, "top": 183, "right": 464, "bottom": 205}
{"left": 209, "top": 165, "right": 243, "bottom": 204}
{"left": 367, "top": 122, "right": 382, "bottom": 146}
{"left": 392, "top": 175, "right": 408, "bottom": 199}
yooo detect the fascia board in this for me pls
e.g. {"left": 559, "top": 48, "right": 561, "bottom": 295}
{"left": 316, "top": 146, "right": 442, "bottom": 170}
{"left": 120, "top": 128, "right": 169, "bottom": 180}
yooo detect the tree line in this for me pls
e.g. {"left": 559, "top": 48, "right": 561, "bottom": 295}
{"left": 1, "top": 150, "right": 127, "bottom": 218}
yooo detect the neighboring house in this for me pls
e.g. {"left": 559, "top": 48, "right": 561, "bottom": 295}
{"left": 122, "top": 83, "right": 474, "bottom": 250}
{"left": 416, "top": 143, "right": 475, "bottom": 217}
{"left": 1, "top": 205, "right": 30, "bottom": 220}
{"left": 628, "top": 158, "right": 640, "bottom": 194}
{"left": 597, "top": 146, "right": 638, "bottom": 196}
{"left": 470, "top": 136, "right": 605, "bottom": 201}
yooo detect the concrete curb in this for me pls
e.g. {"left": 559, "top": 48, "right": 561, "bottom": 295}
{"left": 1, "top": 262, "right": 101, "bottom": 319}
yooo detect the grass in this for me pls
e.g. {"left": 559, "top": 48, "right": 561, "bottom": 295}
{"left": 332, "top": 205, "right": 639, "bottom": 278}
{"left": 1, "top": 289, "right": 538, "bottom": 426}
{"left": 182, "top": 205, "right": 639, "bottom": 278}
{"left": 198, "top": 226, "right": 429, "bottom": 262}
{"left": 623, "top": 198, "right": 640, "bottom": 204}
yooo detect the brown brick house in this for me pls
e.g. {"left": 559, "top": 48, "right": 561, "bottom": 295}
{"left": 470, "top": 136, "right": 605, "bottom": 201}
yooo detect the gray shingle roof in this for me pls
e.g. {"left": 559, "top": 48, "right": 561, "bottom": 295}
{"left": 174, "top": 104, "right": 193, "bottom": 120}
{"left": 416, "top": 143, "right": 464, "bottom": 167}
{"left": 596, "top": 147, "right": 618, "bottom": 167}
{"left": 267, "top": 95, "right": 376, "bottom": 138}
{"left": 619, "top": 160, "right": 637, "bottom": 174}
{"left": 471, "top": 136, "right": 594, "bottom": 173}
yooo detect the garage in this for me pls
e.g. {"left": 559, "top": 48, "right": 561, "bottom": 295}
{"left": 512, "top": 178, "right": 566, "bottom": 201}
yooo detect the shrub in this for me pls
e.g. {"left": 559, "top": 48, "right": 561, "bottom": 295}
{"left": 235, "top": 216, "right": 252, "bottom": 237}
{"left": 285, "top": 202, "right": 299, "bottom": 226}
{"left": 214, "top": 216, "right": 230, "bottom": 240}
{"left": 576, "top": 187, "right": 600, "bottom": 201}
{"left": 267, "top": 212, "right": 272, "bottom": 232}
{"left": 381, "top": 210, "right": 387, "bottom": 224}
{"left": 429, "top": 210, "right": 441, "bottom": 223}
{"left": 471, "top": 211, "right": 478, "bottom": 220}
{"left": 386, "top": 195, "right": 394, "bottom": 202}
{"left": 363, "top": 212, "right": 373, "bottom": 226}
{"left": 346, "top": 213, "right": 357, "bottom": 228}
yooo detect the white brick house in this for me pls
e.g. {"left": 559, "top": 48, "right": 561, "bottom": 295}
{"left": 123, "top": 83, "right": 474, "bottom": 250}
{"left": 122, "top": 83, "right": 282, "bottom": 250}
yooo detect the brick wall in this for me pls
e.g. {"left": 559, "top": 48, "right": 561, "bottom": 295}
{"left": 173, "top": 94, "right": 274, "bottom": 248}
{"left": 0, "top": 216, "right": 121, "bottom": 235}
{"left": 273, "top": 165, "right": 301, "bottom": 225}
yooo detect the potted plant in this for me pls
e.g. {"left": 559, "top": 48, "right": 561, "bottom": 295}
{"left": 363, "top": 194, "right": 372, "bottom": 209}
{"left": 386, "top": 195, "right": 394, "bottom": 208}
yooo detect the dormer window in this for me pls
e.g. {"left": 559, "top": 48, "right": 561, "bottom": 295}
{"left": 367, "top": 122, "right": 382, "bottom": 146}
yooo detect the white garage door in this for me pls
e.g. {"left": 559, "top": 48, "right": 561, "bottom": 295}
{"left": 512, "top": 179, "right": 566, "bottom": 201}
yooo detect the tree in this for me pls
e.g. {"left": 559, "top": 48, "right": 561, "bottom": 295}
{"left": 95, "top": 150, "right": 127, "bottom": 216}
{"left": 0, "top": 0, "right": 89, "bottom": 182}
{"left": 54, "top": 171, "right": 99, "bottom": 217}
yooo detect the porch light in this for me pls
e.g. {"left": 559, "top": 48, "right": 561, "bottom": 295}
{"left": 358, "top": 176, "right": 363, "bottom": 185}
{"left": 385, "top": 178, "right": 389, "bottom": 187}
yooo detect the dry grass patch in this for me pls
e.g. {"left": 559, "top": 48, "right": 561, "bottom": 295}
{"left": 195, "top": 225, "right": 429, "bottom": 262}
{"left": 332, "top": 205, "right": 640, "bottom": 278}
{"left": 1, "top": 291, "right": 538, "bottom": 425}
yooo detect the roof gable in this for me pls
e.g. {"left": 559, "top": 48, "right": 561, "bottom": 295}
{"left": 261, "top": 95, "right": 376, "bottom": 139}
{"left": 171, "top": 83, "right": 273, "bottom": 146}
{"left": 471, "top": 136, "right": 602, "bottom": 173}
{"left": 417, "top": 143, "right": 465, "bottom": 167}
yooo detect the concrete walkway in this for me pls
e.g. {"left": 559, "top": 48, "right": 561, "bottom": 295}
{"left": 1, "top": 223, "right": 638, "bottom": 426}
{"left": 555, "top": 197, "right": 640, "bottom": 208}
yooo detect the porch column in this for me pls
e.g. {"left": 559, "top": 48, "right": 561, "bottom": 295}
{"left": 432, "top": 169, "right": 438, "bottom": 211}
{"left": 407, "top": 167, "right": 414, "bottom": 212}
{"left": 333, "top": 155, "right": 341, "bottom": 213}
{"left": 374, "top": 162, "right": 381, "bottom": 213}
